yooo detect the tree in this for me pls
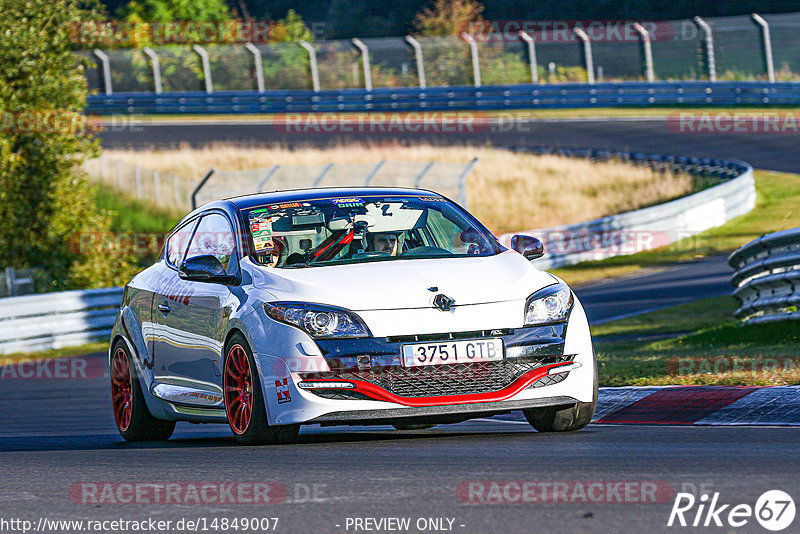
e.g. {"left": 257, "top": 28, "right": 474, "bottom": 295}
{"left": 0, "top": 0, "right": 136, "bottom": 288}
{"left": 412, "top": 0, "right": 484, "bottom": 36}
{"left": 117, "top": 0, "right": 232, "bottom": 22}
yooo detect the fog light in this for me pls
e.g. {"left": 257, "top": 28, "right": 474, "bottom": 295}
{"left": 298, "top": 381, "right": 356, "bottom": 389}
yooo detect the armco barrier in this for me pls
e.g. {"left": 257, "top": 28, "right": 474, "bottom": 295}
{"left": 729, "top": 228, "right": 800, "bottom": 324}
{"left": 0, "top": 287, "right": 122, "bottom": 354}
{"left": 497, "top": 147, "right": 756, "bottom": 269}
{"left": 86, "top": 81, "right": 800, "bottom": 115}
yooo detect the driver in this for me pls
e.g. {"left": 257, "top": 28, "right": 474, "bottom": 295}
{"left": 366, "top": 231, "right": 399, "bottom": 256}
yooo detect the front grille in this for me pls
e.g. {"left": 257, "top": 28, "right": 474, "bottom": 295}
{"left": 308, "top": 389, "right": 379, "bottom": 401}
{"left": 387, "top": 329, "right": 512, "bottom": 344}
{"left": 527, "top": 371, "right": 569, "bottom": 389}
{"left": 300, "top": 355, "right": 574, "bottom": 398}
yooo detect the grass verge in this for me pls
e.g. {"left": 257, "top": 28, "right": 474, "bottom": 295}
{"left": 102, "top": 144, "right": 692, "bottom": 236}
{"left": 593, "top": 296, "right": 800, "bottom": 386}
{"left": 553, "top": 169, "right": 800, "bottom": 286}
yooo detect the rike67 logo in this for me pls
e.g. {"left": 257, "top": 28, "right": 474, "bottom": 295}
{"left": 668, "top": 490, "right": 796, "bottom": 531}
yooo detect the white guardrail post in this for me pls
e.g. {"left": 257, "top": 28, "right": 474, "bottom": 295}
{"left": 192, "top": 44, "right": 213, "bottom": 94}
{"left": 299, "top": 40, "right": 320, "bottom": 92}
{"left": 751, "top": 13, "right": 775, "bottom": 84}
{"left": 632, "top": 23, "right": 655, "bottom": 82}
{"left": 142, "top": 46, "right": 163, "bottom": 94}
{"left": 519, "top": 31, "right": 539, "bottom": 84}
{"left": 351, "top": 38, "right": 373, "bottom": 91}
{"left": 694, "top": 17, "right": 717, "bottom": 82}
{"left": 461, "top": 33, "right": 481, "bottom": 88}
{"left": 404, "top": 36, "right": 426, "bottom": 89}
{"left": 573, "top": 28, "right": 595, "bottom": 84}
{"left": 93, "top": 49, "right": 113, "bottom": 94}
{"left": 244, "top": 43, "right": 266, "bottom": 93}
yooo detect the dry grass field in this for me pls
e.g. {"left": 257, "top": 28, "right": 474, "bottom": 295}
{"left": 103, "top": 143, "right": 692, "bottom": 234}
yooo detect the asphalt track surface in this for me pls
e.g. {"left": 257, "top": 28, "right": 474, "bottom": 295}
{"left": 0, "top": 118, "right": 793, "bottom": 533}
{"left": 99, "top": 116, "right": 800, "bottom": 173}
{"left": 2, "top": 361, "right": 800, "bottom": 534}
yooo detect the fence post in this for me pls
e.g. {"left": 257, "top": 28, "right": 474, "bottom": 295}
{"left": 364, "top": 160, "right": 385, "bottom": 185}
{"left": 192, "top": 169, "right": 215, "bottom": 210}
{"left": 299, "top": 41, "right": 320, "bottom": 92}
{"left": 5, "top": 267, "right": 15, "bottom": 297}
{"left": 632, "top": 23, "right": 655, "bottom": 82}
{"left": 173, "top": 175, "right": 180, "bottom": 205}
{"left": 751, "top": 13, "right": 775, "bottom": 83}
{"left": 192, "top": 44, "right": 213, "bottom": 93}
{"left": 135, "top": 166, "right": 142, "bottom": 198}
{"left": 694, "top": 17, "right": 716, "bottom": 82}
{"left": 142, "top": 47, "right": 162, "bottom": 94}
{"left": 98, "top": 154, "right": 105, "bottom": 182}
{"left": 457, "top": 158, "right": 478, "bottom": 208}
{"left": 153, "top": 170, "right": 161, "bottom": 201}
{"left": 312, "top": 163, "right": 334, "bottom": 187}
{"left": 116, "top": 160, "right": 123, "bottom": 189}
{"left": 519, "top": 31, "right": 539, "bottom": 84}
{"left": 93, "top": 49, "right": 113, "bottom": 95}
{"left": 414, "top": 161, "right": 435, "bottom": 188}
{"left": 244, "top": 42, "right": 265, "bottom": 92}
{"left": 351, "top": 38, "right": 373, "bottom": 91}
{"left": 461, "top": 33, "right": 481, "bottom": 88}
{"left": 404, "top": 36, "right": 426, "bottom": 89}
{"left": 574, "top": 28, "right": 595, "bottom": 84}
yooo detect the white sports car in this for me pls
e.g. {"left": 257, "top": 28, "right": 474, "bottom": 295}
{"left": 109, "top": 187, "right": 597, "bottom": 444}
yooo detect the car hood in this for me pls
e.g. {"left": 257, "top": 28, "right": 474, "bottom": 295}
{"left": 249, "top": 251, "right": 557, "bottom": 311}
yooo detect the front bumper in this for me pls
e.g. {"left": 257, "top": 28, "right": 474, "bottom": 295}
{"left": 252, "top": 297, "right": 595, "bottom": 426}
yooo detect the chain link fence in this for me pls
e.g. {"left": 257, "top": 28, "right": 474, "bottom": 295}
{"left": 82, "top": 156, "right": 476, "bottom": 212}
{"left": 79, "top": 13, "right": 800, "bottom": 94}
{"left": 192, "top": 159, "right": 476, "bottom": 209}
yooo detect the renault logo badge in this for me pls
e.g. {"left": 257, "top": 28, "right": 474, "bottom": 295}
{"left": 433, "top": 294, "right": 455, "bottom": 311}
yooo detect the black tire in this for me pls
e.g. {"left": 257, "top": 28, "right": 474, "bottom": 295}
{"left": 110, "top": 340, "right": 176, "bottom": 441}
{"left": 223, "top": 332, "right": 300, "bottom": 445}
{"left": 523, "top": 357, "right": 598, "bottom": 433}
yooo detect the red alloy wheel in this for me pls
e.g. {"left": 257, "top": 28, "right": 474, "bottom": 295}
{"left": 110, "top": 348, "right": 133, "bottom": 432}
{"left": 224, "top": 344, "right": 254, "bottom": 435}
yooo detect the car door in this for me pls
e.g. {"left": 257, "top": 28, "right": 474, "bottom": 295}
{"left": 153, "top": 211, "right": 238, "bottom": 391}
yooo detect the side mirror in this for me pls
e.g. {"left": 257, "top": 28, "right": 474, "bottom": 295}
{"left": 179, "top": 255, "right": 236, "bottom": 285}
{"left": 511, "top": 235, "right": 544, "bottom": 260}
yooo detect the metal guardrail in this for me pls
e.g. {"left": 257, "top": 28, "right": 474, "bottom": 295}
{"left": 498, "top": 147, "right": 756, "bottom": 269}
{"left": 0, "top": 287, "right": 122, "bottom": 354}
{"left": 729, "top": 228, "right": 800, "bottom": 324}
{"left": 85, "top": 81, "right": 800, "bottom": 114}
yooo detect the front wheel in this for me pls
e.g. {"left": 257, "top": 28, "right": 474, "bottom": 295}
{"left": 110, "top": 340, "right": 175, "bottom": 441}
{"left": 223, "top": 333, "right": 299, "bottom": 445}
{"left": 523, "top": 358, "right": 598, "bottom": 433}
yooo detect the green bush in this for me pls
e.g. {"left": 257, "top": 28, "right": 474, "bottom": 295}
{"left": 0, "top": 0, "right": 138, "bottom": 290}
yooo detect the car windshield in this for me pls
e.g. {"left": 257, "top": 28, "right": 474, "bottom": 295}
{"left": 243, "top": 194, "right": 501, "bottom": 268}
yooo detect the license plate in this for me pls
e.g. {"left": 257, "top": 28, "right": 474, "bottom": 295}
{"left": 401, "top": 339, "right": 504, "bottom": 368}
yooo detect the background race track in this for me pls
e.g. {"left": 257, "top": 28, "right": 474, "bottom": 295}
{"left": 99, "top": 116, "right": 800, "bottom": 173}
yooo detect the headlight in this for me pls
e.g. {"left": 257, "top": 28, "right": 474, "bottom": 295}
{"left": 264, "top": 302, "right": 370, "bottom": 339}
{"left": 525, "top": 283, "right": 574, "bottom": 325}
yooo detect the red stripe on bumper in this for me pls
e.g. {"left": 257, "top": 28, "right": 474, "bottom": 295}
{"left": 596, "top": 386, "right": 761, "bottom": 425}
{"left": 305, "top": 362, "right": 570, "bottom": 407}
